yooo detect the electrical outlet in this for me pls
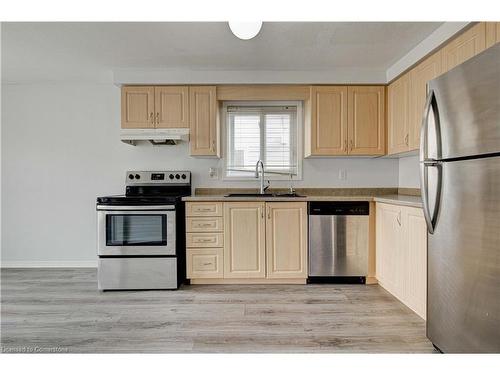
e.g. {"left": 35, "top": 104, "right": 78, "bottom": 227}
{"left": 339, "top": 169, "right": 347, "bottom": 180}
{"left": 209, "top": 167, "right": 219, "bottom": 179}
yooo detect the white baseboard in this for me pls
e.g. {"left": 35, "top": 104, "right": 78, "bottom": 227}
{"left": 1, "top": 260, "right": 98, "bottom": 268}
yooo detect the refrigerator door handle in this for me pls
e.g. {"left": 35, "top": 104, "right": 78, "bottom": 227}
{"left": 420, "top": 88, "right": 442, "bottom": 162}
{"left": 420, "top": 161, "right": 442, "bottom": 234}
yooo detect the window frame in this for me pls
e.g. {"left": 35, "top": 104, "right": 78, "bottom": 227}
{"left": 221, "top": 100, "right": 303, "bottom": 181}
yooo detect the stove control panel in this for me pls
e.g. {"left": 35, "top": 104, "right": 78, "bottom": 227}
{"left": 126, "top": 171, "right": 191, "bottom": 184}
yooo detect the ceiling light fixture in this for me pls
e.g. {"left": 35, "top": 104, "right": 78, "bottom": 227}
{"left": 228, "top": 22, "right": 263, "bottom": 40}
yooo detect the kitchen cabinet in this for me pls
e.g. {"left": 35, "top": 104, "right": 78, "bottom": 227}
{"left": 306, "top": 85, "right": 385, "bottom": 157}
{"left": 186, "top": 201, "right": 308, "bottom": 283}
{"left": 121, "top": 86, "right": 188, "bottom": 129}
{"left": 486, "top": 22, "right": 500, "bottom": 48}
{"left": 223, "top": 202, "right": 266, "bottom": 279}
{"left": 266, "top": 202, "right": 308, "bottom": 279}
{"left": 154, "top": 86, "right": 189, "bottom": 128}
{"left": 121, "top": 86, "right": 155, "bottom": 129}
{"left": 307, "top": 86, "right": 348, "bottom": 156}
{"left": 347, "top": 86, "right": 385, "bottom": 155}
{"left": 186, "top": 201, "right": 224, "bottom": 279}
{"left": 409, "top": 51, "right": 442, "bottom": 151}
{"left": 441, "top": 23, "right": 486, "bottom": 73}
{"left": 387, "top": 73, "right": 410, "bottom": 155}
{"left": 189, "top": 86, "right": 219, "bottom": 157}
{"left": 376, "top": 203, "right": 427, "bottom": 319}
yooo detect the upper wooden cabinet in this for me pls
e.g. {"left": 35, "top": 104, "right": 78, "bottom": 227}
{"left": 409, "top": 51, "right": 442, "bottom": 150}
{"left": 442, "top": 23, "right": 486, "bottom": 72}
{"left": 266, "top": 202, "right": 308, "bottom": 279}
{"left": 154, "top": 86, "right": 189, "bottom": 128}
{"left": 486, "top": 22, "right": 500, "bottom": 48}
{"left": 387, "top": 73, "right": 410, "bottom": 155}
{"left": 121, "top": 86, "right": 188, "bottom": 129}
{"left": 347, "top": 86, "right": 385, "bottom": 155}
{"left": 306, "top": 85, "right": 385, "bottom": 157}
{"left": 189, "top": 86, "right": 219, "bottom": 157}
{"left": 121, "top": 86, "right": 155, "bottom": 129}
{"left": 307, "top": 86, "right": 348, "bottom": 156}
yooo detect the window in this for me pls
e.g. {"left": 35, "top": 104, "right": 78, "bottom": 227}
{"left": 223, "top": 102, "right": 302, "bottom": 180}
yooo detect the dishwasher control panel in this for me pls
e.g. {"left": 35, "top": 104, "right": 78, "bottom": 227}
{"left": 308, "top": 201, "right": 369, "bottom": 216}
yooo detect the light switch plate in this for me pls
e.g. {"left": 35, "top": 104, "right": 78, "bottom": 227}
{"left": 339, "top": 169, "right": 347, "bottom": 180}
{"left": 209, "top": 167, "right": 219, "bottom": 179}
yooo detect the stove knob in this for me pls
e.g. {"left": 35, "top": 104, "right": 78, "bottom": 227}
{"left": 181, "top": 174, "right": 186, "bottom": 179}
{"left": 175, "top": 174, "right": 180, "bottom": 179}
{"left": 135, "top": 174, "right": 140, "bottom": 180}
{"left": 169, "top": 174, "right": 174, "bottom": 180}
{"left": 129, "top": 174, "right": 134, "bottom": 180}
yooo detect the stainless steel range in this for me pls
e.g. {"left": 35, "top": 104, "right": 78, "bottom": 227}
{"left": 96, "top": 171, "right": 191, "bottom": 290}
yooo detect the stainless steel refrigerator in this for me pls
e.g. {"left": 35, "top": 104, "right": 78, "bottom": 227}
{"left": 420, "top": 43, "right": 500, "bottom": 353}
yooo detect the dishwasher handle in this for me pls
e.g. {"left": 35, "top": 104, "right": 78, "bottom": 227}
{"left": 308, "top": 201, "right": 369, "bottom": 216}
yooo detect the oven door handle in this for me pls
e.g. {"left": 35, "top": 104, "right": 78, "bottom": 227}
{"left": 96, "top": 205, "right": 175, "bottom": 211}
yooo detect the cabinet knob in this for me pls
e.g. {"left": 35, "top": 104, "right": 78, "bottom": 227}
{"left": 156, "top": 112, "right": 160, "bottom": 125}
{"left": 149, "top": 112, "right": 154, "bottom": 125}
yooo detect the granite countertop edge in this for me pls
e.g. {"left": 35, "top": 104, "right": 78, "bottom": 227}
{"left": 182, "top": 194, "right": 423, "bottom": 208}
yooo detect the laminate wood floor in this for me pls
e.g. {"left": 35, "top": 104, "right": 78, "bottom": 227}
{"left": 1, "top": 269, "right": 435, "bottom": 353}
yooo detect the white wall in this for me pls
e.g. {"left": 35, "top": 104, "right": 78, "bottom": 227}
{"left": 1, "top": 83, "right": 399, "bottom": 265}
{"left": 398, "top": 155, "right": 420, "bottom": 188}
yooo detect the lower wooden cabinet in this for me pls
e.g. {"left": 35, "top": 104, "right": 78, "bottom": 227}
{"left": 185, "top": 201, "right": 308, "bottom": 283}
{"left": 223, "top": 202, "right": 267, "bottom": 279}
{"left": 376, "top": 203, "right": 427, "bottom": 319}
{"left": 266, "top": 202, "right": 308, "bottom": 279}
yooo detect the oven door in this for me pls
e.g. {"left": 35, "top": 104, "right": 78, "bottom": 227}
{"left": 97, "top": 205, "right": 176, "bottom": 256}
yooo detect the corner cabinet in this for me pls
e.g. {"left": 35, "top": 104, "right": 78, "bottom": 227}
{"left": 189, "top": 86, "right": 219, "bottom": 157}
{"left": 387, "top": 73, "right": 410, "bottom": 155}
{"left": 376, "top": 203, "right": 427, "bottom": 319}
{"left": 305, "top": 85, "right": 385, "bottom": 157}
{"left": 186, "top": 201, "right": 308, "bottom": 284}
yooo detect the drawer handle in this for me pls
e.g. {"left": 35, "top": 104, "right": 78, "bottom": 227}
{"left": 196, "top": 208, "right": 214, "bottom": 212}
{"left": 196, "top": 238, "right": 215, "bottom": 243}
{"left": 202, "top": 262, "right": 213, "bottom": 266}
{"left": 197, "top": 223, "right": 214, "bottom": 227}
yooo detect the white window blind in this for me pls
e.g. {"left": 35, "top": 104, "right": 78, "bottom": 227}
{"left": 225, "top": 105, "right": 299, "bottom": 178}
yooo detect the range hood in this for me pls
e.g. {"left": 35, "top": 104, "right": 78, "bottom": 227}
{"left": 121, "top": 128, "right": 189, "bottom": 146}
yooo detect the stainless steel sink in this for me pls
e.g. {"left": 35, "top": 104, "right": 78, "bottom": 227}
{"left": 224, "top": 192, "right": 305, "bottom": 198}
{"left": 224, "top": 193, "right": 274, "bottom": 197}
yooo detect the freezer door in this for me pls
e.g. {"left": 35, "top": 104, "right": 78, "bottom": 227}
{"left": 427, "top": 157, "right": 500, "bottom": 353}
{"left": 428, "top": 44, "right": 500, "bottom": 160}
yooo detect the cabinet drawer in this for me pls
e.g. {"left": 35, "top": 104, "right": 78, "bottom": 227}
{"left": 187, "top": 248, "right": 223, "bottom": 278}
{"left": 186, "top": 217, "right": 223, "bottom": 232}
{"left": 187, "top": 232, "right": 224, "bottom": 248}
{"left": 186, "top": 202, "right": 223, "bottom": 217}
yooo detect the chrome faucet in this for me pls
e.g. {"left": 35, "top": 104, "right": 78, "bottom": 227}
{"left": 255, "top": 160, "right": 269, "bottom": 194}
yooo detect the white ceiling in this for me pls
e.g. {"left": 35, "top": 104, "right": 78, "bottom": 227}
{"left": 1, "top": 22, "right": 445, "bottom": 84}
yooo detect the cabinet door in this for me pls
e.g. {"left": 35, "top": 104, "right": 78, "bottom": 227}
{"left": 442, "top": 23, "right": 486, "bottom": 73}
{"left": 223, "top": 202, "right": 266, "bottom": 278}
{"left": 375, "top": 203, "right": 404, "bottom": 297}
{"left": 486, "top": 22, "right": 500, "bottom": 48}
{"left": 409, "top": 51, "right": 442, "bottom": 151}
{"left": 189, "top": 86, "right": 218, "bottom": 156}
{"left": 266, "top": 202, "right": 307, "bottom": 279}
{"left": 347, "top": 86, "right": 385, "bottom": 155}
{"left": 308, "top": 86, "right": 348, "bottom": 156}
{"left": 121, "top": 86, "right": 155, "bottom": 129}
{"left": 387, "top": 74, "right": 410, "bottom": 155}
{"left": 403, "top": 207, "right": 427, "bottom": 319}
{"left": 154, "top": 86, "right": 189, "bottom": 128}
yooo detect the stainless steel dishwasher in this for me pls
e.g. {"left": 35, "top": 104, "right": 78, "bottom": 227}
{"left": 308, "top": 201, "right": 369, "bottom": 283}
